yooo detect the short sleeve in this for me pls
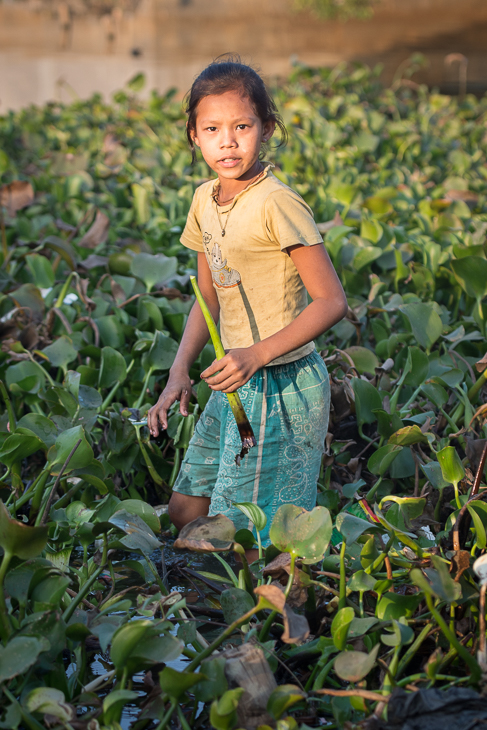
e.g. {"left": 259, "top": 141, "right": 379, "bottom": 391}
{"left": 180, "top": 187, "right": 205, "bottom": 252}
{"left": 264, "top": 188, "right": 323, "bottom": 251}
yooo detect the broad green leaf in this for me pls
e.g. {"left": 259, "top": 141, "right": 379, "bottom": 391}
{"left": 400, "top": 302, "right": 443, "bottom": 351}
{"left": 334, "top": 644, "right": 379, "bottom": 682}
{"left": 352, "top": 378, "right": 382, "bottom": 427}
{"left": 388, "top": 425, "right": 428, "bottom": 446}
{"left": 269, "top": 504, "right": 332, "bottom": 561}
{"left": 102, "top": 690, "right": 139, "bottom": 726}
{"left": 24, "top": 688, "right": 73, "bottom": 722}
{"left": 148, "top": 330, "right": 179, "bottom": 371}
{"left": 210, "top": 688, "right": 245, "bottom": 730}
{"left": 16, "top": 413, "right": 57, "bottom": 449}
{"left": 94, "top": 315, "right": 125, "bottom": 349}
{"left": 347, "top": 569, "right": 377, "bottom": 593}
{"left": 0, "top": 502, "right": 48, "bottom": 559}
{"left": 194, "top": 657, "right": 228, "bottom": 702}
{"left": 116, "top": 499, "right": 160, "bottom": 534}
{"left": 331, "top": 606, "right": 355, "bottom": 650}
{"left": 99, "top": 346, "right": 127, "bottom": 388}
{"left": 131, "top": 252, "right": 178, "bottom": 291}
{"left": 159, "top": 667, "right": 204, "bottom": 701}
{"left": 403, "top": 346, "right": 429, "bottom": 387}
{"left": 0, "top": 636, "right": 50, "bottom": 682}
{"left": 267, "top": 685, "right": 307, "bottom": 721}
{"left": 421, "top": 461, "right": 449, "bottom": 490}
{"left": 233, "top": 501, "right": 267, "bottom": 531}
{"left": 344, "top": 346, "right": 379, "bottom": 375}
{"left": 368, "top": 443, "right": 403, "bottom": 476}
{"left": 336, "top": 513, "right": 373, "bottom": 545}
{"left": 41, "top": 335, "right": 77, "bottom": 373}
{"left": 109, "top": 509, "right": 162, "bottom": 554}
{"left": 376, "top": 593, "right": 422, "bottom": 620}
{"left": 49, "top": 425, "right": 94, "bottom": 471}
{"left": 220, "top": 588, "right": 255, "bottom": 625}
{"left": 437, "top": 446, "right": 465, "bottom": 486}
{"left": 452, "top": 256, "right": 487, "bottom": 301}
{"left": 0, "top": 430, "right": 46, "bottom": 467}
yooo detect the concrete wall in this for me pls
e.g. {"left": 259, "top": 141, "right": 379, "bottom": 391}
{"left": 1, "top": 0, "right": 486, "bottom": 111}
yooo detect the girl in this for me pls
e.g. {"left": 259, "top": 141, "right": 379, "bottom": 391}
{"left": 148, "top": 57, "right": 347, "bottom": 552}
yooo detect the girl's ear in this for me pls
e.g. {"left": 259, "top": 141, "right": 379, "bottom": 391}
{"left": 187, "top": 121, "right": 200, "bottom": 148}
{"left": 262, "top": 119, "right": 276, "bottom": 143}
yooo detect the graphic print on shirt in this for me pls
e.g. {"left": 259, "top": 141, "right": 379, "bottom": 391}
{"left": 203, "top": 233, "right": 241, "bottom": 289}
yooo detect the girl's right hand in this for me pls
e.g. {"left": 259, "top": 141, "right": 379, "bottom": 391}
{"left": 147, "top": 371, "right": 193, "bottom": 437}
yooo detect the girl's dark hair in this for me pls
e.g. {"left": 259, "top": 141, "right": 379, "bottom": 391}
{"left": 184, "top": 54, "right": 288, "bottom": 164}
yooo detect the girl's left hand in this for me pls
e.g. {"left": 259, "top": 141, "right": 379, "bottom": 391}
{"left": 201, "top": 346, "right": 264, "bottom": 392}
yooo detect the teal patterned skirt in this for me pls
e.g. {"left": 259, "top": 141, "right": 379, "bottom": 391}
{"left": 172, "top": 349, "right": 330, "bottom": 546}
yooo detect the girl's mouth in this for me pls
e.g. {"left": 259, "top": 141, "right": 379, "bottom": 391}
{"left": 218, "top": 158, "right": 241, "bottom": 167}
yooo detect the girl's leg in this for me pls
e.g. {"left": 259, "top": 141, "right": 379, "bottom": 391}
{"left": 169, "top": 391, "right": 222, "bottom": 528}
{"left": 168, "top": 493, "right": 211, "bottom": 531}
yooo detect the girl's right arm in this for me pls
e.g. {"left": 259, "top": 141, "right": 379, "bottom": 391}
{"left": 148, "top": 252, "right": 218, "bottom": 436}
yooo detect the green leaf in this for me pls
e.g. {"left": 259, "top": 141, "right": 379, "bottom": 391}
{"left": 16, "top": 413, "right": 57, "bottom": 449}
{"left": 127, "top": 72, "right": 146, "bottom": 92}
{"left": 0, "top": 430, "right": 46, "bottom": 467}
{"left": 0, "top": 502, "right": 48, "bottom": 559}
{"left": 467, "top": 504, "right": 487, "bottom": 549}
{"left": 102, "top": 689, "right": 139, "bottom": 726}
{"left": 347, "top": 569, "right": 377, "bottom": 593}
{"left": 368, "top": 444, "right": 403, "bottom": 476}
{"left": 49, "top": 425, "right": 94, "bottom": 471}
{"left": 99, "top": 346, "right": 127, "bottom": 388}
{"left": 388, "top": 425, "right": 428, "bottom": 446}
{"left": 400, "top": 303, "right": 443, "bottom": 351}
{"left": 210, "top": 688, "right": 245, "bottom": 730}
{"left": 437, "top": 446, "right": 465, "bottom": 486}
{"left": 376, "top": 593, "right": 422, "bottom": 620}
{"left": 334, "top": 644, "right": 379, "bottom": 682}
{"left": 233, "top": 501, "right": 267, "bottom": 531}
{"left": 194, "top": 657, "right": 228, "bottom": 702}
{"left": 452, "top": 256, "right": 487, "bottom": 301}
{"left": 0, "top": 636, "right": 50, "bottom": 682}
{"left": 148, "top": 330, "right": 179, "bottom": 371}
{"left": 132, "top": 183, "right": 151, "bottom": 225}
{"left": 403, "top": 346, "right": 429, "bottom": 387}
{"left": 331, "top": 606, "right": 355, "bottom": 650}
{"left": 267, "top": 685, "right": 307, "bottom": 721}
{"left": 421, "top": 461, "right": 449, "bottom": 490}
{"left": 352, "top": 378, "right": 382, "bottom": 427}
{"left": 220, "top": 588, "right": 255, "bottom": 625}
{"left": 410, "top": 556, "right": 462, "bottom": 603}
{"left": 335, "top": 513, "right": 373, "bottom": 545}
{"left": 344, "top": 346, "right": 379, "bottom": 375}
{"left": 269, "top": 504, "right": 332, "bottom": 561}
{"left": 24, "top": 688, "right": 73, "bottom": 723}
{"left": 109, "top": 509, "right": 162, "bottom": 555}
{"left": 131, "top": 252, "right": 178, "bottom": 291}
{"left": 94, "top": 315, "right": 125, "bottom": 349}
{"left": 381, "top": 620, "right": 414, "bottom": 647}
{"left": 159, "top": 666, "right": 205, "bottom": 701}
{"left": 41, "top": 335, "right": 78, "bottom": 373}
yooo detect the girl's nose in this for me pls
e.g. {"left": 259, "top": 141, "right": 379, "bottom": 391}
{"left": 220, "top": 129, "right": 237, "bottom": 148}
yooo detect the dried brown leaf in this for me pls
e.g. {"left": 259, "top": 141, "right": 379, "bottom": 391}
{"left": 0, "top": 181, "right": 34, "bottom": 216}
{"left": 78, "top": 210, "right": 110, "bottom": 249}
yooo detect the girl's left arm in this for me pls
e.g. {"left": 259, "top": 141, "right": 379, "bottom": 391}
{"left": 202, "top": 243, "right": 348, "bottom": 393}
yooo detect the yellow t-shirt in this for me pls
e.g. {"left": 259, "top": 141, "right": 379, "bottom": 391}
{"left": 180, "top": 166, "right": 324, "bottom": 365}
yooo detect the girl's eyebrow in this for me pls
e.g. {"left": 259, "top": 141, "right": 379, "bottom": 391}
{"left": 198, "top": 116, "right": 256, "bottom": 125}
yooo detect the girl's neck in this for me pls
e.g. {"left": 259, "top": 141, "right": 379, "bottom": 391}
{"left": 216, "top": 160, "right": 265, "bottom": 205}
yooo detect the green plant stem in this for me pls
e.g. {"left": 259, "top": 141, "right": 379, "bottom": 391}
{"left": 154, "top": 698, "right": 177, "bottom": 730}
{"left": 55, "top": 271, "right": 75, "bottom": 308}
{"left": 101, "top": 359, "right": 134, "bottom": 412}
{"left": 177, "top": 704, "right": 192, "bottom": 730}
{"left": 468, "top": 369, "right": 487, "bottom": 402}
{"left": 312, "top": 657, "right": 336, "bottom": 690}
{"left": 0, "top": 549, "right": 12, "bottom": 642}
{"left": 396, "top": 623, "right": 432, "bottom": 679}
{"left": 400, "top": 385, "right": 423, "bottom": 415}
{"left": 365, "top": 476, "right": 383, "bottom": 503}
{"left": 190, "top": 276, "right": 256, "bottom": 452}
{"left": 338, "top": 541, "right": 347, "bottom": 610}
{"left": 26, "top": 351, "right": 56, "bottom": 387}
{"left": 186, "top": 603, "right": 260, "bottom": 672}
{"left": 284, "top": 553, "right": 296, "bottom": 600}
{"left": 145, "top": 554, "right": 169, "bottom": 596}
{"left": 63, "top": 535, "right": 108, "bottom": 623}
{"left": 212, "top": 552, "right": 239, "bottom": 588}
{"left": 425, "top": 593, "right": 480, "bottom": 682}
{"left": 13, "top": 467, "right": 50, "bottom": 513}
{"left": 134, "top": 366, "right": 154, "bottom": 410}
{"left": 0, "top": 379, "right": 16, "bottom": 431}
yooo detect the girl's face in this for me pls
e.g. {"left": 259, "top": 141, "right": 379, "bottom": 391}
{"left": 192, "top": 90, "right": 275, "bottom": 181}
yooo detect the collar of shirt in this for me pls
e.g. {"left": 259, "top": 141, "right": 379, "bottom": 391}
{"left": 210, "top": 163, "right": 274, "bottom": 210}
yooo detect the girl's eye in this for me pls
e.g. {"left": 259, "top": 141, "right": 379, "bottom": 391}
{"left": 206, "top": 127, "right": 217, "bottom": 132}
{"left": 237, "top": 124, "right": 247, "bottom": 130}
